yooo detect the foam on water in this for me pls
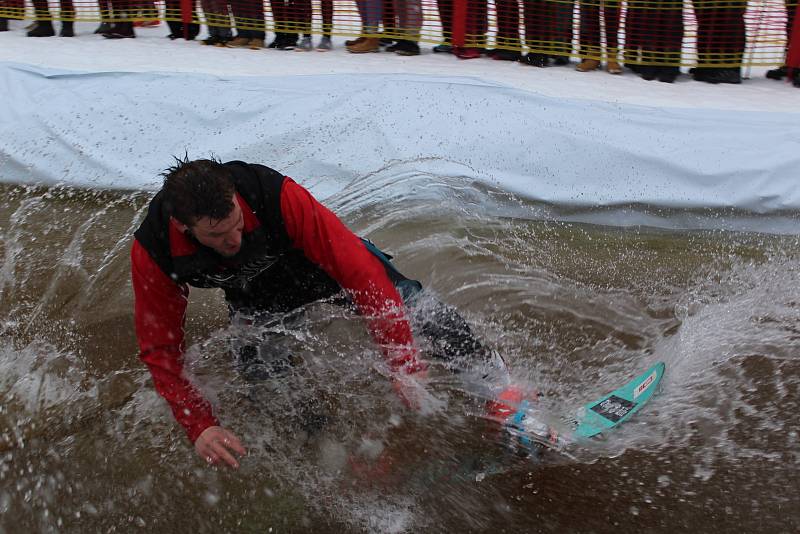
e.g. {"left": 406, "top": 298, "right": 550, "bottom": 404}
{"left": 652, "top": 254, "right": 800, "bottom": 459}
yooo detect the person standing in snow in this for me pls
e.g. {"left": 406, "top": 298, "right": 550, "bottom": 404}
{"left": 222, "top": 0, "right": 265, "bottom": 49}
{"left": 25, "top": 0, "right": 75, "bottom": 37}
{"left": 0, "top": 0, "right": 22, "bottom": 32}
{"left": 574, "top": 0, "right": 623, "bottom": 74}
{"left": 692, "top": 0, "right": 746, "bottom": 84}
{"left": 765, "top": 0, "right": 800, "bottom": 87}
{"left": 347, "top": 0, "right": 383, "bottom": 52}
{"left": 292, "top": 0, "right": 333, "bottom": 50}
{"left": 199, "top": 0, "right": 234, "bottom": 46}
{"left": 624, "top": 0, "right": 683, "bottom": 83}
{"left": 387, "top": 0, "right": 421, "bottom": 55}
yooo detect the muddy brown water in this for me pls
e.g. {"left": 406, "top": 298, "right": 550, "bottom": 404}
{"left": 1, "top": 178, "right": 798, "bottom": 533}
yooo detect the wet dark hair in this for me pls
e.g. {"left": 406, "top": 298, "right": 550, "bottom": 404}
{"left": 161, "top": 156, "right": 236, "bottom": 225}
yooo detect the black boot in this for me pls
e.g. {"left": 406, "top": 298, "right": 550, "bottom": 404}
{"left": 691, "top": 67, "right": 709, "bottom": 82}
{"left": 60, "top": 21, "right": 74, "bottom": 37}
{"left": 523, "top": 53, "right": 548, "bottom": 67}
{"left": 657, "top": 66, "right": 680, "bottom": 83}
{"left": 27, "top": 20, "right": 55, "bottom": 37}
{"left": 165, "top": 22, "right": 198, "bottom": 40}
{"left": 626, "top": 62, "right": 642, "bottom": 74}
{"left": 94, "top": 22, "right": 111, "bottom": 34}
{"left": 394, "top": 39, "right": 420, "bottom": 56}
{"left": 185, "top": 23, "right": 199, "bottom": 40}
{"left": 640, "top": 66, "right": 658, "bottom": 81}
{"left": 491, "top": 49, "right": 522, "bottom": 62}
{"left": 766, "top": 66, "right": 787, "bottom": 80}
{"left": 700, "top": 67, "right": 741, "bottom": 84}
{"left": 278, "top": 33, "right": 298, "bottom": 50}
{"left": 103, "top": 21, "right": 135, "bottom": 39}
{"left": 0, "top": 18, "right": 8, "bottom": 32}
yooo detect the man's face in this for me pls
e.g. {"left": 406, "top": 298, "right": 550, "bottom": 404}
{"left": 187, "top": 196, "right": 244, "bottom": 257}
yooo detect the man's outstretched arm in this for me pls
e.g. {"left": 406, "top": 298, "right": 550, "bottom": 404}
{"left": 278, "top": 178, "right": 427, "bottom": 379}
{"left": 131, "top": 240, "right": 244, "bottom": 467}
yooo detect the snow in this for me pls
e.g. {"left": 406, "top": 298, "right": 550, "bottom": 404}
{"left": 1, "top": 20, "right": 798, "bottom": 230}
{"left": 1, "top": 21, "right": 796, "bottom": 111}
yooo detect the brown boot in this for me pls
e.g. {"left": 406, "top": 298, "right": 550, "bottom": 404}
{"left": 606, "top": 48, "right": 622, "bottom": 74}
{"left": 345, "top": 36, "right": 365, "bottom": 47}
{"left": 576, "top": 59, "right": 600, "bottom": 72}
{"left": 347, "top": 37, "right": 380, "bottom": 53}
{"left": 225, "top": 36, "right": 251, "bottom": 48}
{"left": 248, "top": 38, "right": 264, "bottom": 50}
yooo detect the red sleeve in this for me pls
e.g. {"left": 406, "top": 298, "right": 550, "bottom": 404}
{"left": 279, "top": 179, "right": 425, "bottom": 374}
{"left": 131, "top": 239, "right": 219, "bottom": 442}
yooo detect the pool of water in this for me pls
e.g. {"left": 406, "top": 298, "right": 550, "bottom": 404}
{"left": 1, "top": 175, "right": 798, "bottom": 532}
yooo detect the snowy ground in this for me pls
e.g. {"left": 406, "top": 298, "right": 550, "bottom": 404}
{"left": 1, "top": 20, "right": 797, "bottom": 111}
{"left": 1, "top": 20, "right": 798, "bottom": 230}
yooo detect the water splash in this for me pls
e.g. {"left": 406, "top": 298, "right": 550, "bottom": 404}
{"left": 1, "top": 179, "right": 798, "bottom": 532}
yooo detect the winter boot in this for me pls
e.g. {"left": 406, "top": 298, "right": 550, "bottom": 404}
{"left": 345, "top": 36, "right": 364, "bottom": 47}
{"left": 103, "top": 22, "right": 135, "bottom": 38}
{"left": 491, "top": 49, "right": 521, "bottom": 61}
{"left": 225, "top": 36, "right": 251, "bottom": 48}
{"left": 766, "top": 66, "right": 787, "bottom": 80}
{"left": 60, "top": 21, "right": 74, "bottom": 37}
{"left": 394, "top": 39, "right": 420, "bottom": 56}
{"left": 201, "top": 35, "right": 225, "bottom": 45}
{"left": 691, "top": 67, "right": 708, "bottom": 81}
{"left": 576, "top": 58, "right": 600, "bottom": 72}
{"left": 640, "top": 66, "right": 658, "bottom": 81}
{"left": 296, "top": 34, "right": 312, "bottom": 51}
{"left": 606, "top": 60, "right": 622, "bottom": 74}
{"left": 94, "top": 22, "right": 111, "bottom": 34}
{"left": 347, "top": 37, "right": 380, "bottom": 53}
{"left": 316, "top": 35, "right": 332, "bottom": 51}
{"left": 277, "top": 33, "right": 297, "bottom": 49}
{"left": 432, "top": 43, "right": 452, "bottom": 53}
{"left": 606, "top": 48, "right": 622, "bottom": 74}
{"left": 27, "top": 20, "right": 56, "bottom": 37}
{"left": 657, "top": 66, "right": 680, "bottom": 83}
{"left": 700, "top": 67, "right": 741, "bottom": 84}
{"left": 523, "top": 53, "right": 548, "bottom": 67}
{"left": 0, "top": 18, "right": 8, "bottom": 32}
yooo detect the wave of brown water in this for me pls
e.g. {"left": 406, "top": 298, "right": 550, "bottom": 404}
{"left": 1, "top": 176, "right": 799, "bottom": 533}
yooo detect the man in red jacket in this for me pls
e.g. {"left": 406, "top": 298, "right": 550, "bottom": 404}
{"left": 132, "top": 158, "right": 500, "bottom": 469}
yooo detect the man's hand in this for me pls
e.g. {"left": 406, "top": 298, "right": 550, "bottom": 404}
{"left": 195, "top": 426, "right": 246, "bottom": 469}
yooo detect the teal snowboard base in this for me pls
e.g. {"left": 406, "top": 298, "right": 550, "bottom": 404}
{"left": 506, "top": 361, "right": 666, "bottom": 454}
{"left": 574, "top": 361, "right": 665, "bottom": 439}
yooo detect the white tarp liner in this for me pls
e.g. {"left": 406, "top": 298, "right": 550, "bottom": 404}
{"left": 1, "top": 60, "right": 798, "bottom": 225}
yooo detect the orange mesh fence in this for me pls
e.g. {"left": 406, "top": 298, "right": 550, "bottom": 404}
{"left": 0, "top": 0, "right": 797, "bottom": 67}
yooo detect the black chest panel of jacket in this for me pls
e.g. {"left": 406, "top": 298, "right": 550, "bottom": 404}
{"left": 134, "top": 161, "right": 342, "bottom": 314}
